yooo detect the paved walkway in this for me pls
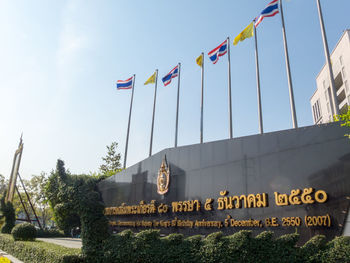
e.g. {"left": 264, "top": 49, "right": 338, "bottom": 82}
{"left": 37, "top": 237, "right": 82, "bottom": 249}
{"left": 0, "top": 249, "right": 24, "bottom": 263}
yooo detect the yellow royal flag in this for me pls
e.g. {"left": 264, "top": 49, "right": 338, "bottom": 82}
{"left": 196, "top": 54, "right": 203, "bottom": 67}
{"left": 144, "top": 72, "right": 156, "bottom": 85}
{"left": 233, "top": 22, "right": 254, "bottom": 46}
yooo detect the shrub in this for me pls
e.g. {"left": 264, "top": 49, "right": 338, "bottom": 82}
{"left": 0, "top": 233, "right": 83, "bottom": 263}
{"left": 321, "top": 236, "right": 350, "bottom": 263}
{"left": 11, "top": 223, "right": 37, "bottom": 241}
{"left": 36, "top": 229, "right": 67, "bottom": 238}
{"left": 301, "top": 235, "right": 327, "bottom": 263}
{"left": 0, "top": 200, "right": 15, "bottom": 234}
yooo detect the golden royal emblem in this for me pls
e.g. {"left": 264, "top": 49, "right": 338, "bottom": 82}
{"left": 157, "top": 158, "right": 170, "bottom": 195}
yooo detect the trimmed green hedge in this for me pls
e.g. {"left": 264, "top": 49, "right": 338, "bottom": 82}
{"left": 0, "top": 234, "right": 83, "bottom": 263}
{"left": 102, "top": 230, "right": 350, "bottom": 263}
{"left": 11, "top": 223, "right": 36, "bottom": 241}
{"left": 0, "top": 230, "right": 349, "bottom": 263}
{"left": 36, "top": 229, "right": 67, "bottom": 238}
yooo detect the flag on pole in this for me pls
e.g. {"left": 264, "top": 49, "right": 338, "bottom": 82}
{"left": 162, "top": 65, "right": 179, "bottom": 86}
{"left": 255, "top": 0, "right": 279, "bottom": 27}
{"left": 196, "top": 54, "right": 203, "bottom": 67}
{"left": 233, "top": 22, "right": 254, "bottom": 46}
{"left": 144, "top": 72, "right": 156, "bottom": 85}
{"left": 208, "top": 40, "right": 228, "bottom": 64}
{"left": 116, "top": 76, "right": 134, "bottom": 90}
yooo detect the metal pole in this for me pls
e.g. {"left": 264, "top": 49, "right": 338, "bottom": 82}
{"left": 254, "top": 23, "right": 264, "bottom": 134}
{"left": 200, "top": 53, "right": 204, "bottom": 144}
{"left": 149, "top": 70, "right": 158, "bottom": 156}
{"left": 175, "top": 63, "right": 181, "bottom": 147}
{"left": 18, "top": 173, "right": 42, "bottom": 229}
{"left": 123, "top": 74, "right": 135, "bottom": 169}
{"left": 227, "top": 37, "right": 233, "bottom": 139}
{"left": 279, "top": 0, "right": 298, "bottom": 128}
{"left": 15, "top": 186, "right": 31, "bottom": 223}
{"left": 316, "top": 0, "right": 339, "bottom": 116}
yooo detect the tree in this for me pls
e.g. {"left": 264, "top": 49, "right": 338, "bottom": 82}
{"left": 45, "top": 160, "right": 80, "bottom": 234}
{"left": 45, "top": 159, "right": 109, "bottom": 261}
{"left": 22, "top": 173, "right": 53, "bottom": 228}
{"left": 99, "top": 141, "right": 122, "bottom": 176}
{"left": 0, "top": 174, "right": 7, "bottom": 196}
{"left": 335, "top": 106, "right": 350, "bottom": 139}
{"left": 0, "top": 194, "right": 15, "bottom": 233}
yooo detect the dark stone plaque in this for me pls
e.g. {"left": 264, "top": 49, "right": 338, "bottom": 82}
{"left": 98, "top": 123, "right": 350, "bottom": 244}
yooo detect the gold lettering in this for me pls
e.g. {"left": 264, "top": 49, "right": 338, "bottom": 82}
{"left": 274, "top": 192, "right": 289, "bottom": 206}
{"left": 247, "top": 194, "right": 256, "bottom": 208}
{"left": 301, "top": 188, "right": 315, "bottom": 204}
{"left": 314, "top": 190, "right": 328, "bottom": 203}
{"left": 240, "top": 195, "right": 247, "bottom": 208}
{"left": 204, "top": 198, "right": 214, "bottom": 211}
{"left": 256, "top": 193, "right": 267, "bottom": 207}
{"left": 289, "top": 189, "right": 302, "bottom": 205}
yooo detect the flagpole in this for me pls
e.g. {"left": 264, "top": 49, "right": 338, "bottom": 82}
{"left": 175, "top": 63, "right": 181, "bottom": 147}
{"left": 200, "top": 53, "right": 204, "bottom": 144}
{"left": 279, "top": 0, "right": 298, "bottom": 128}
{"left": 316, "top": 0, "right": 339, "bottom": 116}
{"left": 253, "top": 23, "right": 264, "bottom": 134}
{"left": 227, "top": 37, "right": 233, "bottom": 139}
{"left": 149, "top": 70, "right": 158, "bottom": 157}
{"left": 123, "top": 74, "right": 135, "bottom": 169}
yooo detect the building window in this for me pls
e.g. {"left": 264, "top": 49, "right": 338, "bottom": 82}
{"left": 317, "top": 99, "right": 322, "bottom": 116}
{"left": 323, "top": 80, "right": 326, "bottom": 90}
{"left": 313, "top": 99, "right": 322, "bottom": 122}
{"left": 340, "top": 56, "right": 343, "bottom": 66}
{"left": 325, "top": 91, "right": 328, "bottom": 101}
{"left": 327, "top": 102, "right": 330, "bottom": 113}
{"left": 342, "top": 67, "right": 346, "bottom": 79}
{"left": 345, "top": 80, "right": 349, "bottom": 93}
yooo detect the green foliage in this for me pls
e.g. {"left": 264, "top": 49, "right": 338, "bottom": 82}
{"left": 0, "top": 174, "right": 7, "bottom": 197}
{"left": 45, "top": 160, "right": 109, "bottom": 262}
{"left": 335, "top": 105, "right": 350, "bottom": 138}
{"left": 99, "top": 142, "right": 122, "bottom": 176}
{"left": 0, "top": 196, "right": 15, "bottom": 234}
{"left": 321, "top": 236, "right": 350, "bottom": 263}
{"left": 301, "top": 235, "right": 327, "bottom": 263}
{"left": 36, "top": 228, "right": 67, "bottom": 238}
{"left": 45, "top": 160, "right": 80, "bottom": 234}
{"left": 98, "top": 230, "right": 350, "bottom": 263}
{"left": 0, "top": 233, "right": 83, "bottom": 263}
{"left": 21, "top": 172, "right": 54, "bottom": 228}
{"left": 11, "top": 222, "right": 37, "bottom": 241}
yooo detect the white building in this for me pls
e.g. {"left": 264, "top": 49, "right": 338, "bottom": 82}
{"left": 310, "top": 29, "right": 350, "bottom": 124}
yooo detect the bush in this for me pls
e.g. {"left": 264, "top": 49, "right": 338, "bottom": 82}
{"left": 0, "top": 233, "right": 83, "bottom": 263}
{"left": 100, "top": 230, "right": 350, "bottom": 263}
{"left": 0, "top": 200, "right": 15, "bottom": 234}
{"left": 36, "top": 229, "right": 67, "bottom": 238}
{"left": 321, "top": 236, "right": 350, "bottom": 263}
{"left": 11, "top": 223, "right": 37, "bottom": 241}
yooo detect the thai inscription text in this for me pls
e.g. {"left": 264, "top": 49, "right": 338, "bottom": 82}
{"left": 217, "top": 190, "right": 268, "bottom": 210}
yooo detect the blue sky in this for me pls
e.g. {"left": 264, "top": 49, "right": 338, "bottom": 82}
{"left": 0, "top": 0, "right": 349, "bottom": 178}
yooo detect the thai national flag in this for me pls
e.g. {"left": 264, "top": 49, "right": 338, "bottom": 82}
{"left": 255, "top": 0, "right": 279, "bottom": 27}
{"left": 116, "top": 76, "right": 134, "bottom": 90}
{"left": 162, "top": 65, "right": 179, "bottom": 86}
{"left": 208, "top": 40, "right": 228, "bottom": 64}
